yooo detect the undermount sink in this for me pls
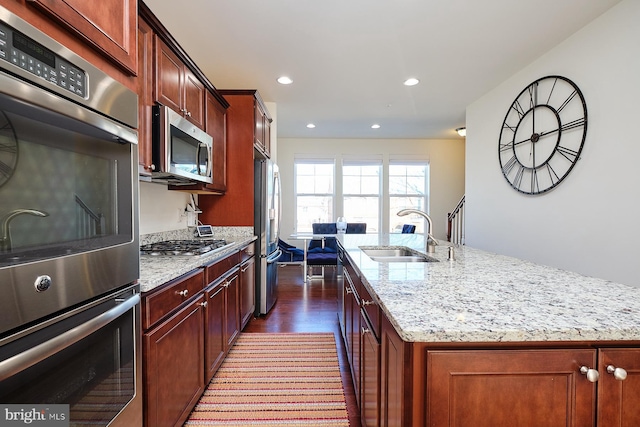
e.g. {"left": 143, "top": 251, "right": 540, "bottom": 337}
{"left": 359, "top": 246, "right": 439, "bottom": 263}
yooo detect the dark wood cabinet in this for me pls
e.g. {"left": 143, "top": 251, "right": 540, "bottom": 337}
{"left": 239, "top": 244, "right": 256, "bottom": 329}
{"left": 205, "top": 91, "right": 228, "bottom": 193}
{"left": 361, "top": 310, "right": 380, "bottom": 427}
{"left": 380, "top": 315, "right": 405, "bottom": 427}
{"left": 426, "top": 349, "right": 596, "bottom": 427}
{"left": 142, "top": 269, "right": 206, "bottom": 427}
{"left": 253, "top": 99, "right": 271, "bottom": 157}
{"left": 27, "top": 0, "right": 137, "bottom": 74}
{"left": 204, "top": 282, "right": 226, "bottom": 383}
{"left": 199, "top": 90, "right": 271, "bottom": 226}
{"left": 224, "top": 272, "right": 241, "bottom": 348}
{"left": 137, "top": 16, "right": 154, "bottom": 176}
{"left": 155, "top": 37, "right": 205, "bottom": 129}
{"left": 597, "top": 348, "right": 640, "bottom": 427}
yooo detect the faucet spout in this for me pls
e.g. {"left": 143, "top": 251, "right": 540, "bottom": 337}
{"left": 397, "top": 208, "right": 439, "bottom": 253}
{"left": 0, "top": 209, "right": 49, "bottom": 252}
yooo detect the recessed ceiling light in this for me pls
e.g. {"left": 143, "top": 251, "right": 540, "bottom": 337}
{"left": 371, "top": 124, "right": 381, "bottom": 129}
{"left": 277, "top": 76, "right": 293, "bottom": 85}
{"left": 404, "top": 78, "right": 419, "bottom": 86}
{"left": 306, "top": 123, "right": 316, "bottom": 128}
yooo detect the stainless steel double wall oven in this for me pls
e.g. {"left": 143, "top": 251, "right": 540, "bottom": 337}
{"left": 0, "top": 6, "right": 141, "bottom": 426}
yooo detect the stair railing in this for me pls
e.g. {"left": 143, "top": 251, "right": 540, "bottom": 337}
{"left": 447, "top": 195, "right": 465, "bottom": 245}
{"left": 75, "top": 195, "right": 104, "bottom": 238}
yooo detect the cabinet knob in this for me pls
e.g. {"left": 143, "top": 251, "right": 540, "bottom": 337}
{"left": 361, "top": 327, "right": 370, "bottom": 334}
{"left": 362, "top": 300, "right": 375, "bottom": 306}
{"left": 579, "top": 366, "right": 600, "bottom": 382}
{"left": 186, "top": 111, "right": 192, "bottom": 117}
{"left": 146, "top": 164, "right": 155, "bottom": 171}
{"left": 346, "top": 287, "right": 353, "bottom": 294}
{"left": 178, "top": 289, "right": 189, "bottom": 297}
{"left": 200, "top": 301, "right": 208, "bottom": 308}
{"left": 606, "top": 365, "right": 628, "bottom": 381}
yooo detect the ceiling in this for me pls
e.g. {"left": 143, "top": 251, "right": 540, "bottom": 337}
{"left": 143, "top": 0, "right": 620, "bottom": 140}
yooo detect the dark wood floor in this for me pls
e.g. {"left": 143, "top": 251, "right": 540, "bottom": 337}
{"left": 244, "top": 265, "right": 361, "bottom": 427}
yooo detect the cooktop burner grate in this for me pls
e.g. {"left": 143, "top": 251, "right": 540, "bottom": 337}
{"left": 140, "top": 239, "right": 227, "bottom": 256}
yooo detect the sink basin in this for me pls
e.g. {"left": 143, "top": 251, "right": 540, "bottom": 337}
{"left": 359, "top": 246, "right": 438, "bottom": 263}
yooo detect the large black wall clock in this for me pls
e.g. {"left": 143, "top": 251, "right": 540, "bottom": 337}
{"left": 498, "top": 75, "right": 587, "bottom": 195}
{"left": 0, "top": 111, "right": 18, "bottom": 188}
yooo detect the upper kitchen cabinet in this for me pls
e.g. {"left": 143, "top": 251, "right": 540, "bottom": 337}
{"left": 155, "top": 37, "right": 206, "bottom": 129}
{"left": 26, "top": 0, "right": 137, "bottom": 74}
{"left": 205, "top": 91, "right": 228, "bottom": 193}
{"left": 198, "top": 90, "right": 272, "bottom": 226}
{"left": 254, "top": 98, "right": 272, "bottom": 157}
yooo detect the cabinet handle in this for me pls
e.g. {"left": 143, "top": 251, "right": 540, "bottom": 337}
{"left": 346, "top": 287, "right": 353, "bottom": 294}
{"left": 228, "top": 276, "right": 238, "bottom": 285}
{"left": 361, "top": 327, "right": 370, "bottom": 334}
{"left": 362, "top": 300, "right": 375, "bottom": 306}
{"left": 177, "top": 289, "right": 189, "bottom": 297}
{"left": 241, "top": 265, "right": 250, "bottom": 273}
{"left": 201, "top": 301, "right": 208, "bottom": 308}
{"left": 186, "top": 111, "right": 192, "bottom": 117}
{"left": 579, "top": 366, "right": 600, "bottom": 382}
{"left": 606, "top": 365, "right": 628, "bottom": 381}
{"left": 146, "top": 164, "right": 156, "bottom": 171}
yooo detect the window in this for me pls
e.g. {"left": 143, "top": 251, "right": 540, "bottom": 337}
{"left": 295, "top": 160, "right": 334, "bottom": 232}
{"left": 389, "top": 163, "right": 429, "bottom": 233}
{"left": 343, "top": 162, "right": 381, "bottom": 232}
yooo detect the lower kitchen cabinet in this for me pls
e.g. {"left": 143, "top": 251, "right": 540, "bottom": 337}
{"left": 224, "top": 270, "right": 240, "bottom": 348}
{"left": 426, "top": 349, "right": 596, "bottom": 427}
{"left": 239, "top": 247, "right": 256, "bottom": 329}
{"left": 143, "top": 286, "right": 205, "bottom": 427}
{"left": 380, "top": 315, "right": 405, "bottom": 427}
{"left": 204, "top": 281, "right": 226, "bottom": 382}
{"left": 361, "top": 310, "right": 380, "bottom": 427}
{"left": 597, "top": 348, "right": 640, "bottom": 427}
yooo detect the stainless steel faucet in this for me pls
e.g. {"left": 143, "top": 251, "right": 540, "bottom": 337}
{"left": 0, "top": 209, "right": 49, "bottom": 252}
{"left": 397, "top": 208, "right": 439, "bottom": 253}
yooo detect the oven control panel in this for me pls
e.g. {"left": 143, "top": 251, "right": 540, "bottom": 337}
{"left": 0, "top": 21, "right": 86, "bottom": 98}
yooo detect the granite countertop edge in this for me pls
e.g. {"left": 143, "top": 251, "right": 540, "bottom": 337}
{"left": 337, "top": 234, "right": 640, "bottom": 344}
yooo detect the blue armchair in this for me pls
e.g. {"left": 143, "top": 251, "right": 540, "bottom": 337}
{"left": 277, "top": 239, "right": 304, "bottom": 263}
{"left": 307, "top": 223, "right": 338, "bottom": 276}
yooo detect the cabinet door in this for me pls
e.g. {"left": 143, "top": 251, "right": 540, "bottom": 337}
{"left": 598, "top": 348, "right": 640, "bottom": 427}
{"left": 254, "top": 102, "right": 265, "bottom": 151}
{"left": 225, "top": 273, "right": 240, "bottom": 348}
{"left": 380, "top": 316, "right": 404, "bottom": 427}
{"left": 183, "top": 68, "right": 205, "bottom": 129}
{"left": 239, "top": 256, "right": 255, "bottom": 329}
{"left": 28, "top": 0, "right": 137, "bottom": 74}
{"left": 155, "top": 37, "right": 183, "bottom": 114}
{"left": 143, "top": 296, "right": 205, "bottom": 427}
{"left": 137, "top": 17, "right": 154, "bottom": 176}
{"left": 204, "top": 283, "right": 226, "bottom": 383}
{"left": 205, "top": 92, "right": 228, "bottom": 193}
{"left": 426, "top": 349, "right": 596, "bottom": 427}
{"left": 361, "top": 310, "right": 380, "bottom": 427}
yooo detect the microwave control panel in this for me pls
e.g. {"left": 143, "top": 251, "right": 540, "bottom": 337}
{"left": 0, "top": 21, "right": 86, "bottom": 98}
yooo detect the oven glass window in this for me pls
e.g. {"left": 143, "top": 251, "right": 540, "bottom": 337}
{"left": 0, "top": 94, "right": 133, "bottom": 267}
{"left": 0, "top": 299, "right": 137, "bottom": 426}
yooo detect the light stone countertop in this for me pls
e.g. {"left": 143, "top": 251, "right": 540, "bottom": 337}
{"left": 338, "top": 233, "right": 640, "bottom": 343}
{"left": 139, "top": 229, "right": 256, "bottom": 293}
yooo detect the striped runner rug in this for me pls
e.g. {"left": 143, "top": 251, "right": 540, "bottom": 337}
{"left": 183, "top": 332, "right": 350, "bottom": 426}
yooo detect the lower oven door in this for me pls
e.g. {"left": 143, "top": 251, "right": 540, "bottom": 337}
{"left": 0, "top": 285, "right": 141, "bottom": 427}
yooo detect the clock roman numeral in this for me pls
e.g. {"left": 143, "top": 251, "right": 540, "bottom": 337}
{"left": 502, "top": 155, "right": 518, "bottom": 175}
{"left": 560, "top": 117, "right": 586, "bottom": 132}
{"left": 543, "top": 162, "right": 560, "bottom": 186}
{"left": 511, "top": 100, "right": 526, "bottom": 119}
{"left": 557, "top": 89, "right": 578, "bottom": 113}
{"left": 513, "top": 165, "right": 525, "bottom": 189}
{"left": 0, "top": 159, "right": 12, "bottom": 178}
{"left": 556, "top": 145, "right": 579, "bottom": 162}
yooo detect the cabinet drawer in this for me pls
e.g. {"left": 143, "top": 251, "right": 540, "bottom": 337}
{"left": 205, "top": 251, "right": 240, "bottom": 285}
{"left": 142, "top": 269, "right": 205, "bottom": 330}
{"left": 359, "top": 282, "right": 380, "bottom": 340}
{"left": 241, "top": 242, "right": 255, "bottom": 263}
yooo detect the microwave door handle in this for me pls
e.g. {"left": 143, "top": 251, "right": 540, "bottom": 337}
{"left": 206, "top": 143, "right": 212, "bottom": 178}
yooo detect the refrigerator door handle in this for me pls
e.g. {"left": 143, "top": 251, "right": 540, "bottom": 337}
{"left": 266, "top": 249, "right": 283, "bottom": 264}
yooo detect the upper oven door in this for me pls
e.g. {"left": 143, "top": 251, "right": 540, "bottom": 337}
{"left": 0, "top": 70, "right": 139, "bottom": 336}
{"left": 153, "top": 104, "right": 213, "bottom": 184}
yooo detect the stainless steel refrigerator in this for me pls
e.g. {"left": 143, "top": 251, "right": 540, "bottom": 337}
{"left": 254, "top": 158, "right": 282, "bottom": 315}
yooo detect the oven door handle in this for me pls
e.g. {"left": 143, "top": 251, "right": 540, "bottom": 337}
{"left": 0, "top": 293, "right": 140, "bottom": 382}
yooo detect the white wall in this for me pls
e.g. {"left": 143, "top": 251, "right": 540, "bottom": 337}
{"left": 277, "top": 137, "right": 465, "bottom": 241}
{"left": 466, "top": 0, "right": 640, "bottom": 287}
{"left": 139, "top": 181, "right": 192, "bottom": 234}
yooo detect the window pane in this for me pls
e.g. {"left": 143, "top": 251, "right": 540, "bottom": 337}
{"left": 344, "top": 197, "right": 379, "bottom": 233}
{"left": 390, "top": 196, "right": 427, "bottom": 233}
{"left": 296, "top": 196, "right": 334, "bottom": 232}
{"left": 389, "top": 162, "right": 429, "bottom": 233}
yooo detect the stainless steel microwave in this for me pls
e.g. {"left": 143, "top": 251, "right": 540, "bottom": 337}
{"left": 152, "top": 104, "right": 213, "bottom": 184}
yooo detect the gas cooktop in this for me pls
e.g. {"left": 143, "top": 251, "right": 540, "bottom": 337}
{"left": 140, "top": 239, "right": 228, "bottom": 257}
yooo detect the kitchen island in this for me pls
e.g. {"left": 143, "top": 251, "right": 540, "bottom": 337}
{"left": 336, "top": 233, "right": 640, "bottom": 427}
